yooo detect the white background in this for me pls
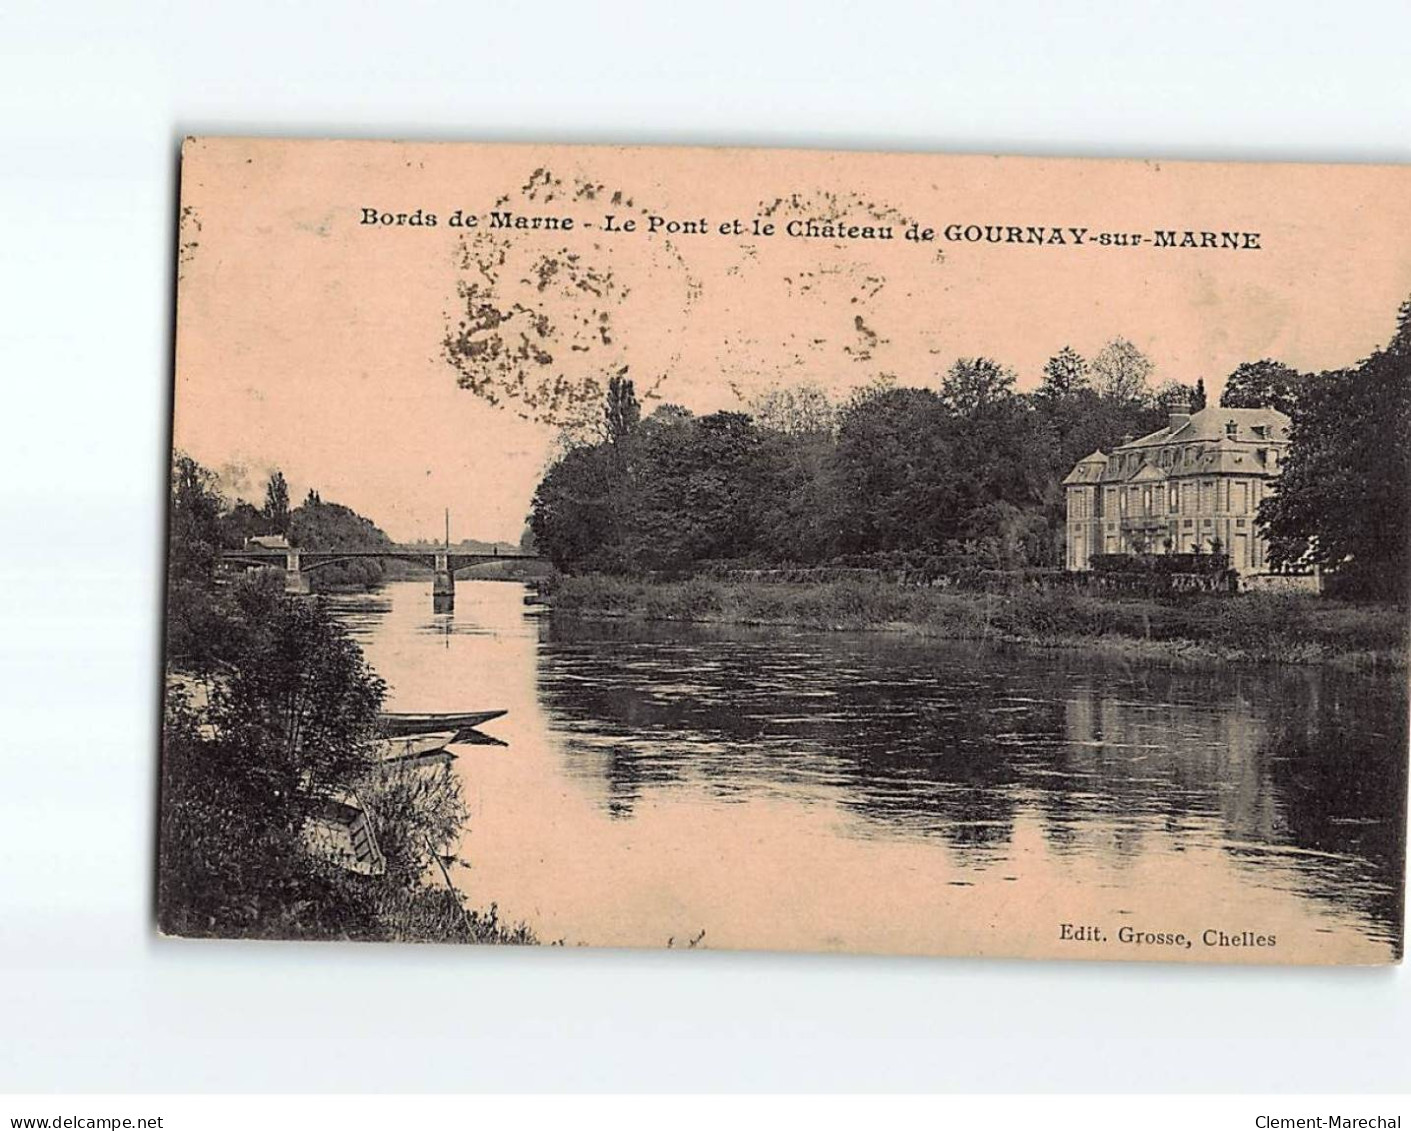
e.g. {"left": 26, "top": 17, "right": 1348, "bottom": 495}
{"left": 2, "top": 0, "right": 1408, "bottom": 1094}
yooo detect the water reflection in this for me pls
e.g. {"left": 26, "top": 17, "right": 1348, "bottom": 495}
{"left": 330, "top": 582, "right": 1405, "bottom": 961}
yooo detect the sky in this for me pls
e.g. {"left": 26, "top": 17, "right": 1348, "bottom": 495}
{"left": 173, "top": 139, "right": 1411, "bottom": 543}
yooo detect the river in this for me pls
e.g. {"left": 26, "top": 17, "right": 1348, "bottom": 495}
{"left": 328, "top": 579, "right": 1406, "bottom": 963}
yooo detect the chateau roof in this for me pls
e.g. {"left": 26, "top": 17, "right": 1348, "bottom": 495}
{"left": 1123, "top": 405, "right": 1291, "bottom": 449}
{"left": 1062, "top": 405, "right": 1292, "bottom": 487}
{"left": 1061, "top": 449, "right": 1109, "bottom": 486}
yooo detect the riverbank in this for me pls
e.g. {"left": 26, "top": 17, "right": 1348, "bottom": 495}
{"left": 162, "top": 566, "right": 538, "bottom": 946}
{"left": 539, "top": 574, "right": 1409, "bottom": 669}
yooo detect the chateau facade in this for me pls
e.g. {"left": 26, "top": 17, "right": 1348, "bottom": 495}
{"left": 1062, "top": 403, "right": 1291, "bottom": 574}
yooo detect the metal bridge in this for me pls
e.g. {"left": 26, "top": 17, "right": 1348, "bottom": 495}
{"left": 219, "top": 545, "right": 540, "bottom": 612}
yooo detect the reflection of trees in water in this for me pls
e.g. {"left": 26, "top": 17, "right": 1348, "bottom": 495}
{"left": 824, "top": 691, "right": 1030, "bottom": 861}
{"left": 597, "top": 744, "right": 649, "bottom": 819}
{"left": 1057, "top": 664, "right": 1404, "bottom": 950}
{"left": 1052, "top": 668, "right": 1279, "bottom": 858}
{"left": 538, "top": 623, "right": 1032, "bottom": 856}
{"left": 535, "top": 619, "right": 1406, "bottom": 945}
{"left": 1259, "top": 679, "right": 1406, "bottom": 952}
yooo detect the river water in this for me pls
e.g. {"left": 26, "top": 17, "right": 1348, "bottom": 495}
{"left": 328, "top": 579, "right": 1406, "bottom": 963}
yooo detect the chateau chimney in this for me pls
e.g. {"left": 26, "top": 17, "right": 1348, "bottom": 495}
{"left": 1168, "top": 396, "right": 1192, "bottom": 432}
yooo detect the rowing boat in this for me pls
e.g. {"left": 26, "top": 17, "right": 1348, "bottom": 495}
{"left": 379, "top": 709, "right": 507, "bottom": 737}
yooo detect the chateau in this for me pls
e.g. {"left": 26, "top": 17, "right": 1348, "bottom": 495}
{"left": 1062, "top": 402, "right": 1292, "bottom": 574}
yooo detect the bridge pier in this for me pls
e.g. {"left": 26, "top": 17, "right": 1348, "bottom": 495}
{"left": 284, "top": 549, "right": 311, "bottom": 595}
{"left": 432, "top": 551, "right": 454, "bottom": 613}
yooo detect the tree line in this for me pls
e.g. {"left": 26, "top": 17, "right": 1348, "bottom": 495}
{"left": 202, "top": 467, "right": 401, "bottom": 590}
{"left": 530, "top": 339, "right": 1207, "bottom": 576}
{"left": 529, "top": 308, "right": 1410, "bottom": 600}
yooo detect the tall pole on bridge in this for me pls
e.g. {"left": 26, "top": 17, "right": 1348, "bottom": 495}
{"left": 433, "top": 506, "right": 454, "bottom": 614}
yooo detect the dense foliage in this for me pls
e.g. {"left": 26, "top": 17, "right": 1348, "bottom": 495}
{"left": 1258, "top": 302, "right": 1411, "bottom": 599}
{"left": 1221, "top": 359, "right": 1305, "bottom": 416}
{"left": 288, "top": 490, "right": 398, "bottom": 590}
{"left": 530, "top": 348, "right": 1173, "bottom": 575}
{"left": 214, "top": 478, "right": 399, "bottom": 591}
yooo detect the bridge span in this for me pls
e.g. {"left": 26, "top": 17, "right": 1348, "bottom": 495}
{"left": 220, "top": 546, "right": 542, "bottom": 612}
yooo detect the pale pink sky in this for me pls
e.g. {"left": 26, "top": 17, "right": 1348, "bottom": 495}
{"left": 174, "top": 139, "right": 1411, "bottom": 543}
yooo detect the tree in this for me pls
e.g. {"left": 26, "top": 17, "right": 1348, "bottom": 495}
{"left": 161, "top": 577, "right": 389, "bottom": 939}
{"left": 628, "top": 410, "right": 764, "bottom": 570}
{"left": 1153, "top": 379, "right": 1200, "bottom": 413}
{"left": 751, "top": 427, "right": 837, "bottom": 564}
{"left": 1220, "top": 359, "right": 1303, "bottom": 415}
{"left": 221, "top": 501, "right": 265, "bottom": 548}
{"left": 1091, "top": 337, "right": 1155, "bottom": 402}
{"left": 746, "top": 381, "right": 836, "bottom": 435}
{"left": 939, "top": 356, "right": 1017, "bottom": 416}
{"left": 1258, "top": 304, "right": 1411, "bottom": 598}
{"left": 169, "top": 453, "right": 225, "bottom": 587}
{"left": 528, "top": 443, "right": 623, "bottom": 571}
{"left": 167, "top": 453, "right": 236, "bottom": 665}
{"left": 287, "top": 492, "right": 393, "bottom": 591}
{"left": 1038, "top": 347, "right": 1090, "bottom": 399}
{"left": 829, "top": 387, "right": 961, "bottom": 554}
{"left": 604, "top": 368, "right": 640, "bottom": 446}
{"left": 262, "top": 470, "right": 291, "bottom": 535}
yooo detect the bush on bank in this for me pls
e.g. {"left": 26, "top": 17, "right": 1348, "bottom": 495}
{"left": 539, "top": 573, "right": 1408, "bottom": 668}
{"left": 159, "top": 577, "right": 539, "bottom": 944}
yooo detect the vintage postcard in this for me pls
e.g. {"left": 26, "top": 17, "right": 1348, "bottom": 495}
{"left": 163, "top": 137, "right": 1410, "bottom": 963}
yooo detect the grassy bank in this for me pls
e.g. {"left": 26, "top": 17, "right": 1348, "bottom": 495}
{"left": 540, "top": 573, "right": 1409, "bottom": 669}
